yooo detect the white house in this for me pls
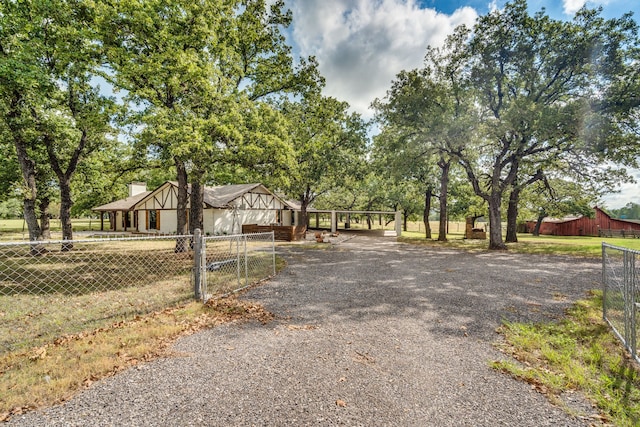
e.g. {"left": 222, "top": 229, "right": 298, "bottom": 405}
{"left": 94, "top": 181, "right": 293, "bottom": 235}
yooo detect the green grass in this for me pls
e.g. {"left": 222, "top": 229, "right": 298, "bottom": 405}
{"left": 493, "top": 291, "right": 640, "bottom": 425}
{"left": 399, "top": 231, "right": 640, "bottom": 257}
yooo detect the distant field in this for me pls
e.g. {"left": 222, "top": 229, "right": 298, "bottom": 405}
{"left": 0, "top": 218, "right": 103, "bottom": 240}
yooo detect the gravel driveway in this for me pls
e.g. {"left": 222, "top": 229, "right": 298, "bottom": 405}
{"left": 8, "top": 235, "right": 603, "bottom": 426}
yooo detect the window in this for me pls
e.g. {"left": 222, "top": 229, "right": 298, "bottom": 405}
{"left": 146, "top": 210, "right": 160, "bottom": 230}
{"left": 123, "top": 211, "right": 132, "bottom": 229}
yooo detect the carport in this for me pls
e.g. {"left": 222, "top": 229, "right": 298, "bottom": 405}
{"left": 298, "top": 209, "right": 402, "bottom": 236}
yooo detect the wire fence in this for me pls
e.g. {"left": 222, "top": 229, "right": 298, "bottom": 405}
{"left": 0, "top": 231, "right": 275, "bottom": 355}
{"left": 602, "top": 243, "right": 640, "bottom": 363}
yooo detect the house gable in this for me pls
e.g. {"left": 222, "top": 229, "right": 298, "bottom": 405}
{"left": 135, "top": 181, "right": 184, "bottom": 210}
{"left": 229, "top": 187, "right": 286, "bottom": 210}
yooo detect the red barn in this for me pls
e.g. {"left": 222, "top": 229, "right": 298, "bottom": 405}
{"left": 524, "top": 207, "right": 640, "bottom": 236}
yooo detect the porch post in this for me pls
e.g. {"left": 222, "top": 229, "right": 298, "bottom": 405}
{"left": 395, "top": 211, "right": 402, "bottom": 237}
{"left": 331, "top": 211, "right": 337, "bottom": 233}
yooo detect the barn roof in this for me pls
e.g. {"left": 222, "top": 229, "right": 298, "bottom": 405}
{"left": 93, "top": 191, "right": 152, "bottom": 212}
{"left": 528, "top": 206, "right": 640, "bottom": 226}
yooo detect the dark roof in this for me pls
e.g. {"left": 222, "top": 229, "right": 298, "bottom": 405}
{"left": 93, "top": 191, "right": 152, "bottom": 212}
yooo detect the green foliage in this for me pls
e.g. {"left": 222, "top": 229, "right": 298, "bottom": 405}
{"left": 99, "top": 0, "right": 322, "bottom": 234}
{"left": 0, "top": 0, "right": 120, "bottom": 240}
{"left": 518, "top": 178, "right": 599, "bottom": 224}
{"left": 609, "top": 203, "right": 640, "bottom": 220}
{"left": 282, "top": 93, "right": 368, "bottom": 211}
{"left": 0, "top": 199, "right": 22, "bottom": 219}
{"left": 400, "top": 232, "right": 640, "bottom": 257}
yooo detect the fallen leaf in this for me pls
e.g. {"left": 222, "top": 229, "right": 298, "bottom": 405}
{"left": 336, "top": 399, "right": 347, "bottom": 407}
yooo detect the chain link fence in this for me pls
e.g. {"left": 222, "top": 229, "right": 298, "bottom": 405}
{"left": 602, "top": 243, "right": 640, "bottom": 363}
{"left": 0, "top": 231, "right": 276, "bottom": 355}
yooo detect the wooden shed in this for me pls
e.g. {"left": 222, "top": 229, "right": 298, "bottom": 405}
{"left": 524, "top": 207, "right": 640, "bottom": 236}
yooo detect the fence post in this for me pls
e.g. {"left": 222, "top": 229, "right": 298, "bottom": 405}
{"left": 630, "top": 252, "right": 637, "bottom": 357}
{"left": 272, "top": 231, "right": 276, "bottom": 276}
{"left": 193, "top": 229, "right": 203, "bottom": 301}
{"left": 244, "top": 235, "right": 248, "bottom": 286}
{"left": 236, "top": 235, "right": 241, "bottom": 288}
{"left": 602, "top": 243, "right": 607, "bottom": 321}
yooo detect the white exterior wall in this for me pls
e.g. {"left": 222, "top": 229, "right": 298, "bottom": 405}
{"left": 213, "top": 209, "right": 236, "bottom": 235}
{"left": 241, "top": 209, "right": 276, "bottom": 228}
{"left": 112, "top": 211, "right": 134, "bottom": 231}
{"left": 203, "top": 209, "right": 215, "bottom": 235}
{"left": 135, "top": 211, "right": 147, "bottom": 232}
{"left": 114, "top": 212, "right": 123, "bottom": 231}
{"left": 160, "top": 210, "right": 177, "bottom": 234}
{"left": 210, "top": 209, "right": 277, "bottom": 235}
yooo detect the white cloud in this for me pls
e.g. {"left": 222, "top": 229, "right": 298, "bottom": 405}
{"left": 562, "top": 0, "right": 614, "bottom": 15}
{"left": 563, "top": 0, "right": 586, "bottom": 14}
{"left": 602, "top": 169, "right": 640, "bottom": 209}
{"left": 287, "top": 0, "right": 478, "bottom": 119}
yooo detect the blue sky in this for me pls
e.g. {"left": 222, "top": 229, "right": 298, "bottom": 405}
{"left": 281, "top": 0, "right": 640, "bottom": 208}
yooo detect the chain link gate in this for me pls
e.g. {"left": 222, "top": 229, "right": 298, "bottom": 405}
{"left": 193, "top": 230, "right": 275, "bottom": 302}
{"left": 602, "top": 243, "right": 640, "bottom": 363}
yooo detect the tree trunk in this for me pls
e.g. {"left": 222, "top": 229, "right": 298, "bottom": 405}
{"left": 189, "top": 178, "right": 204, "bottom": 235}
{"left": 437, "top": 158, "right": 450, "bottom": 242}
{"left": 58, "top": 177, "right": 74, "bottom": 251}
{"left": 533, "top": 210, "right": 545, "bottom": 236}
{"left": 403, "top": 212, "right": 408, "bottom": 232}
{"left": 39, "top": 196, "right": 51, "bottom": 240}
{"left": 175, "top": 158, "right": 189, "bottom": 253}
{"left": 298, "top": 186, "right": 312, "bottom": 233}
{"left": 487, "top": 192, "right": 506, "bottom": 250}
{"left": 17, "top": 155, "right": 42, "bottom": 242}
{"left": 505, "top": 186, "right": 519, "bottom": 243}
{"left": 12, "top": 133, "right": 41, "bottom": 245}
{"left": 423, "top": 188, "right": 432, "bottom": 239}
{"left": 299, "top": 202, "right": 309, "bottom": 233}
